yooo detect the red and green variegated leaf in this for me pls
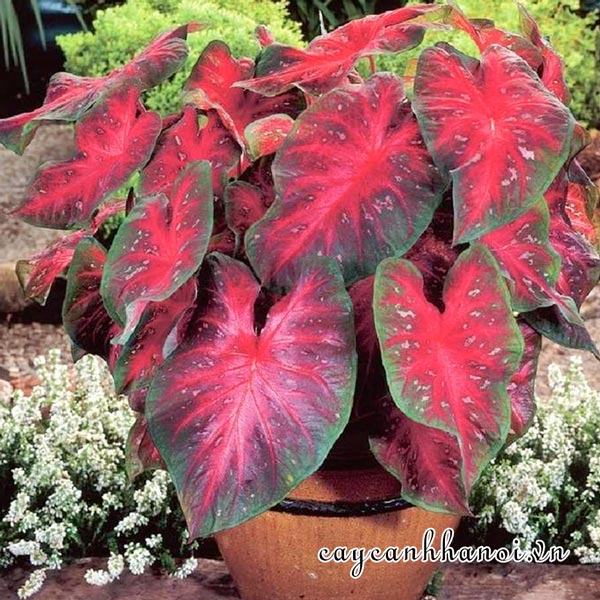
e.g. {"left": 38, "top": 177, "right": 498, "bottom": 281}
{"left": 526, "top": 168, "right": 599, "bottom": 353}
{"left": 126, "top": 414, "right": 165, "bottom": 479}
{"left": 239, "top": 5, "right": 450, "bottom": 96}
{"left": 525, "top": 214, "right": 600, "bottom": 356}
{"left": 508, "top": 321, "right": 541, "bottom": 439}
{"left": 63, "top": 237, "right": 118, "bottom": 361}
{"left": 16, "top": 87, "right": 161, "bottom": 229}
{"left": 184, "top": 41, "right": 303, "bottom": 150}
{"left": 413, "top": 43, "right": 574, "bottom": 244}
{"left": 16, "top": 231, "right": 86, "bottom": 304}
{"left": 141, "top": 106, "right": 239, "bottom": 199}
{"left": 374, "top": 244, "right": 523, "bottom": 490}
{"left": 118, "top": 23, "right": 201, "bottom": 89}
{"left": 113, "top": 278, "right": 197, "bottom": 402}
{"left": 479, "top": 199, "right": 561, "bottom": 312}
{"left": 518, "top": 5, "right": 570, "bottom": 104}
{"left": 348, "top": 276, "right": 388, "bottom": 417}
{"left": 224, "top": 180, "right": 272, "bottom": 251}
{"left": 244, "top": 114, "right": 295, "bottom": 161}
{"left": 370, "top": 397, "right": 469, "bottom": 514}
{"left": 448, "top": 8, "right": 542, "bottom": 70}
{"left": 524, "top": 301, "right": 599, "bottom": 358}
{"left": 102, "top": 162, "right": 213, "bottom": 341}
{"left": 146, "top": 254, "right": 356, "bottom": 539}
{"left": 565, "top": 161, "right": 600, "bottom": 246}
{"left": 0, "top": 24, "right": 197, "bottom": 154}
{"left": 15, "top": 198, "right": 129, "bottom": 304}
{"left": 247, "top": 73, "right": 445, "bottom": 288}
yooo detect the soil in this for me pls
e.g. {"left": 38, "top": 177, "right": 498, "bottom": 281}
{"left": 1, "top": 559, "right": 600, "bottom": 599}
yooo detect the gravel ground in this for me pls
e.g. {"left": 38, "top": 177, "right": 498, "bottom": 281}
{"left": 0, "top": 125, "right": 75, "bottom": 263}
{"left": 2, "top": 559, "right": 600, "bottom": 600}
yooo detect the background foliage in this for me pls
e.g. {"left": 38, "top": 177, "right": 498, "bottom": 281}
{"left": 57, "top": 0, "right": 303, "bottom": 114}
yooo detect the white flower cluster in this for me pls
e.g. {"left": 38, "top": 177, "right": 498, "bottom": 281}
{"left": 472, "top": 357, "right": 600, "bottom": 560}
{"left": 0, "top": 350, "right": 195, "bottom": 597}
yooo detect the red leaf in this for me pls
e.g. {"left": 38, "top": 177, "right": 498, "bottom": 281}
{"left": 374, "top": 244, "right": 523, "bottom": 491}
{"left": 102, "top": 162, "right": 213, "bottom": 340}
{"left": 564, "top": 161, "right": 599, "bottom": 246}
{"left": 526, "top": 171, "right": 600, "bottom": 355}
{"left": 479, "top": 200, "right": 561, "bottom": 312}
{"left": 448, "top": 8, "right": 542, "bottom": 70}
{"left": 413, "top": 43, "right": 574, "bottom": 243}
{"left": 16, "top": 231, "right": 86, "bottom": 304}
{"left": 113, "top": 278, "right": 197, "bottom": 401}
{"left": 0, "top": 24, "right": 197, "bottom": 154}
{"left": 247, "top": 73, "right": 445, "bottom": 287}
{"left": 519, "top": 6, "right": 570, "bottom": 104}
{"left": 184, "top": 41, "right": 303, "bottom": 150}
{"left": 146, "top": 254, "right": 356, "bottom": 538}
{"left": 16, "top": 87, "right": 161, "bottom": 229}
{"left": 370, "top": 398, "right": 469, "bottom": 513}
{"left": 224, "top": 180, "right": 272, "bottom": 250}
{"left": 244, "top": 114, "right": 295, "bottom": 160}
{"left": 508, "top": 321, "right": 541, "bottom": 439}
{"left": 255, "top": 25, "right": 275, "bottom": 48}
{"left": 126, "top": 414, "right": 165, "bottom": 479}
{"left": 141, "top": 106, "right": 239, "bottom": 199}
{"left": 239, "top": 5, "right": 450, "bottom": 96}
{"left": 63, "top": 237, "right": 118, "bottom": 361}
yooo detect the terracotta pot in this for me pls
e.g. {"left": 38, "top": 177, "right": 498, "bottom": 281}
{"left": 216, "top": 467, "right": 460, "bottom": 600}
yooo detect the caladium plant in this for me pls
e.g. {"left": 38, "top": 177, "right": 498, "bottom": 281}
{"left": 4, "top": 2, "right": 599, "bottom": 538}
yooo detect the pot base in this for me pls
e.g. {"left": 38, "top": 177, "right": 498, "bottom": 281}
{"left": 216, "top": 468, "right": 460, "bottom": 600}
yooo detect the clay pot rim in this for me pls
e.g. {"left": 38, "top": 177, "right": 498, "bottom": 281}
{"left": 271, "top": 495, "right": 412, "bottom": 517}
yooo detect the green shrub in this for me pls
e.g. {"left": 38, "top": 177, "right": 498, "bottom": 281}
{"left": 57, "top": 0, "right": 303, "bottom": 114}
{"left": 375, "top": 0, "right": 600, "bottom": 126}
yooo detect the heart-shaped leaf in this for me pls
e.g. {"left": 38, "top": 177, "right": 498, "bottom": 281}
{"left": 184, "top": 41, "right": 302, "bottom": 151}
{"left": 448, "top": 7, "right": 542, "bottom": 70}
{"left": 239, "top": 5, "right": 449, "bottom": 96}
{"left": 113, "top": 278, "right": 197, "bottom": 404}
{"left": 16, "top": 231, "right": 86, "bottom": 304}
{"left": 374, "top": 244, "right": 523, "bottom": 488}
{"left": 102, "top": 162, "right": 213, "bottom": 340}
{"left": 15, "top": 199, "right": 127, "bottom": 305}
{"left": 369, "top": 398, "right": 469, "bottom": 513}
{"left": 518, "top": 5, "right": 570, "bottom": 104}
{"left": 146, "top": 254, "right": 356, "bottom": 539}
{"left": 16, "top": 86, "right": 161, "bottom": 229}
{"left": 247, "top": 73, "right": 445, "bottom": 288}
{"left": 413, "top": 43, "right": 574, "bottom": 243}
{"left": 141, "top": 106, "right": 239, "bottom": 198}
{"left": 0, "top": 24, "right": 197, "bottom": 154}
{"left": 479, "top": 199, "right": 561, "bottom": 312}
{"left": 63, "top": 237, "right": 118, "bottom": 362}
